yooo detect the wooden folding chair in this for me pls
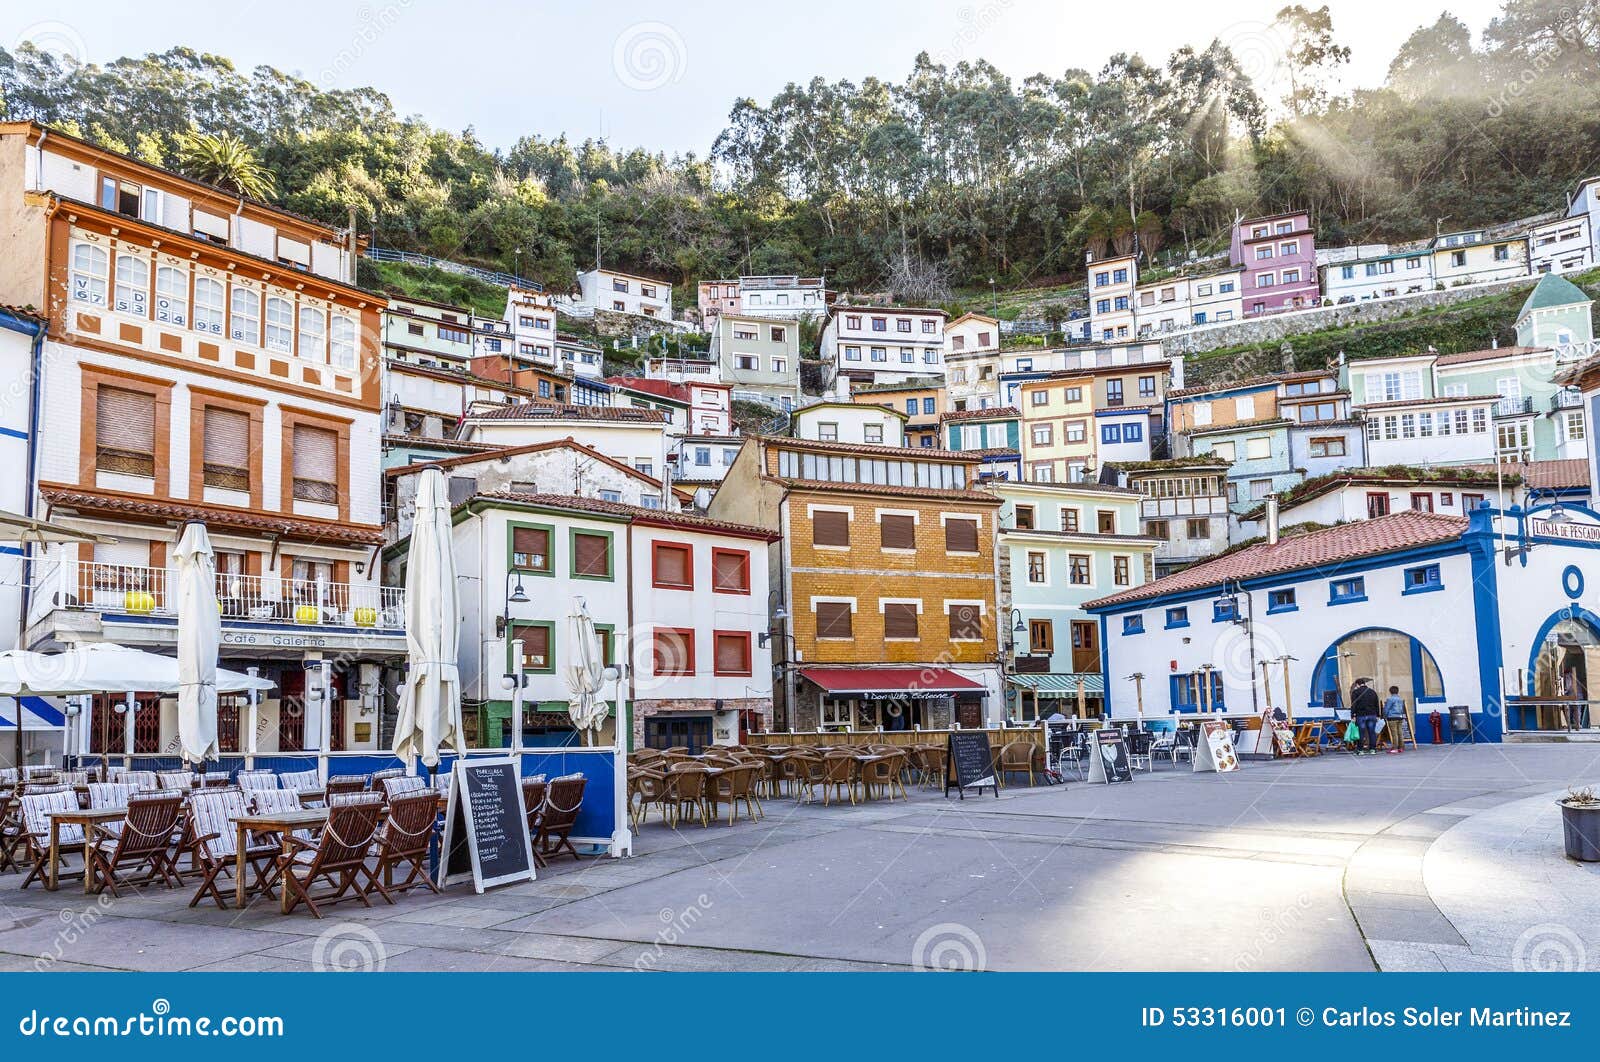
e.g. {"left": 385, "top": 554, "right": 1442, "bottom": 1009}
{"left": 364, "top": 792, "right": 440, "bottom": 902}
{"left": 185, "top": 787, "right": 280, "bottom": 908}
{"left": 278, "top": 794, "right": 384, "bottom": 918}
{"left": 86, "top": 792, "right": 185, "bottom": 895}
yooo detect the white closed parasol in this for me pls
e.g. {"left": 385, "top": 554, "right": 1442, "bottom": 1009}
{"left": 174, "top": 521, "right": 221, "bottom": 765}
{"left": 393, "top": 467, "right": 463, "bottom": 768}
{"left": 564, "top": 597, "right": 607, "bottom": 744}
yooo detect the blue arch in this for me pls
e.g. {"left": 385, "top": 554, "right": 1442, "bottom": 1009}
{"left": 1309, "top": 627, "right": 1446, "bottom": 711}
{"left": 1523, "top": 605, "right": 1600, "bottom": 696}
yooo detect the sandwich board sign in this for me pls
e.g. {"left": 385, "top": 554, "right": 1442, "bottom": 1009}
{"left": 1264, "top": 713, "right": 1298, "bottom": 757}
{"left": 439, "top": 756, "right": 536, "bottom": 893}
{"left": 945, "top": 730, "right": 998, "bottom": 799}
{"left": 1193, "top": 720, "right": 1240, "bottom": 773}
{"left": 1085, "top": 728, "right": 1132, "bottom": 784}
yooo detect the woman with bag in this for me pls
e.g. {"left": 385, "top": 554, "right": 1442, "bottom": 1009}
{"left": 1349, "top": 678, "right": 1383, "bottom": 755}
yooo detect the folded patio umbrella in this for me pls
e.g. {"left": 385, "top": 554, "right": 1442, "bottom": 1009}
{"left": 565, "top": 597, "right": 607, "bottom": 745}
{"left": 0, "top": 645, "right": 273, "bottom": 697}
{"left": 174, "top": 521, "right": 221, "bottom": 765}
{"left": 393, "top": 467, "right": 463, "bottom": 768}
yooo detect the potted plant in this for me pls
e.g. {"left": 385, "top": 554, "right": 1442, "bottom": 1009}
{"left": 1558, "top": 787, "right": 1600, "bottom": 862}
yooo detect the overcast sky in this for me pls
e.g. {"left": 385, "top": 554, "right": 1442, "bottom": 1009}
{"left": 4, "top": 0, "right": 1511, "bottom": 155}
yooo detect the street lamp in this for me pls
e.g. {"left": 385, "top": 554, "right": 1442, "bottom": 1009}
{"left": 495, "top": 570, "right": 531, "bottom": 637}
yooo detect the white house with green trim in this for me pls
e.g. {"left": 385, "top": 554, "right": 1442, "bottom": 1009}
{"left": 986, "top": 479, "right": 1157, "bottom": 721}
{"left": 428, "top": 491, "right": 775, "bottom": 752}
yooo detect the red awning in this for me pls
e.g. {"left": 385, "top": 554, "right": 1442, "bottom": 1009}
{"left": 797, "top": 667, "right": 984, "bottom": 695}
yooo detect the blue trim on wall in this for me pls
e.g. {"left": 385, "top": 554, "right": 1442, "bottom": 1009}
{"left": 1464, "top": 512, "right": 1506, "bottom": 742}
{"left": 1523, "top": 605, "right": 1600, "bottom": 698}
{"left": 0, "top": 426, "right": 26, "bottom": 442}
{"left": 1098, "top": 613, "right": 1111, "bottom": 716}
{"left": 1307, "top": 628, "right": 1448, "bottom": 712}
{"left": 1563, "top": 565, "right": 1585, "bottom": 600}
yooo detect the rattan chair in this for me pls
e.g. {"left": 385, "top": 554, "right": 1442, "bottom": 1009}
{"left": 629, "top": 768, "right": 668, "bottom": 829}
{"left": 662, "top": 766, "right": 710, "bottom": 829}
{"left": 365, "top": 791, "right": 440, "bottom": 902}
{"left": 859, "top": 756, "right": 898, "bottom": 801}
{"left": 278, "top": 793, "right": 385, "bottom": 918}
{"left": 999, "top": 740, "right": 1037, "bottom": 788}
{"left": 788, "top": 753, "right": 828, "bottom": 803}
{"left": 86, "top": 791, "right": 184, "bottom": 895}
{"left": 819, "top": 754, "right": 859, "bottom": 806}
{"left": 708, "top": 763, "right": 761, "bottom": 826}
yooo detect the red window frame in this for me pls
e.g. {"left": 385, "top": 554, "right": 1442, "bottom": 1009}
{"left": 651, "top": 540, "right": 694, "bottom": 590}
{"left": 711, "top": 547, "right": 751, "bottom": 595}
{"left": 653, "top": 627, "right": 696, "bottom": 675}
{"left": 713, "top": 630, "right": 753, "bottom": 676}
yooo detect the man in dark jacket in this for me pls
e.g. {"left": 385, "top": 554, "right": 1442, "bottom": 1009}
{"left": 1349, "top": 678, "right": 1382, "bottom": 755}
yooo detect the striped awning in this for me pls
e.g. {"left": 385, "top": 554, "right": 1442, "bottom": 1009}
{"left": 1007, "top": 673, "right": 1105, "bottom": 697}
{"left": 0, "top": 696, "right": 67, "bottom": 730}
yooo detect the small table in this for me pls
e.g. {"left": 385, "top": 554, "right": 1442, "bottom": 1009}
{"left": 230, "top": 809, "right": 330, "bottom": 912}
{"left": 44, "top": 807, "right": 128, "bottom": 892}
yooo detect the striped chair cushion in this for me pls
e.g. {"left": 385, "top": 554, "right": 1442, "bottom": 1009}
{"left": 87, "top": 783, "right": 136, "bottom": 809}
{"left": 278, "top": 770, "right": 321, "bottom": 792}
{"left": 188, "top": 789, "right": 250, "bottom": 860}
{"left": 20, "top": 789, "right": 82, "bottom": 846}
{"left": 157, "top": 771, "right": 195, "bottom": 791}
{"left": 122, "top": 771, "right": 159, "bottom": 791}
{"left": 234, "top": 770, "right": 278, "bottom": 790}
{"left": 380, "top": 776, "right": 427, "bottom": 800}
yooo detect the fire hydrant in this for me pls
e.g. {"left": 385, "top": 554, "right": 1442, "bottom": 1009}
{"left": 1430, "top": 710, "right": 1444, "bottom": 744}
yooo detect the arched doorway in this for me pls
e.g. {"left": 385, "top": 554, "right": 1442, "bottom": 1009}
{"left": 1310, "top": 628, "right": 1445, "bottom": 734}
{"left": 1526, "top": 610, "right": 1600, "bottom": 729}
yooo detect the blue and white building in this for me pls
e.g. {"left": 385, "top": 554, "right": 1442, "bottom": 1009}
{"left": 1086, "top": 504, "right": 1600, "bottom": 743}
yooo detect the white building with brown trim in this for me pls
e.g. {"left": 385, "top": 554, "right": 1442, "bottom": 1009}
{"left": 0, "top": 120, "right": 402, "bottom": 761}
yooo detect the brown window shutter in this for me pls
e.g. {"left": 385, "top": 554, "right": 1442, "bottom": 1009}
{"left": 944, "top": 518, "right": 978, "bottom": 553}
{"left": 511, "top": 527, "right": 550, "bottom": 570}
{"left": 812, "top": 510, "right": 849, "bottom": 547}
{"left": 883, "top": 602, "right": 919, "bottom": 639}
{"left": 202, "top": 407, "right": 250, "bottom": 490}
{"left": 512, "top": 624, "right": 549, "bottom": 670}
{"left": 714, "top": 633, "right": 749, "bottom": 674}
{"left": 712, "top": 550, "right": 747, "bottom": 591}
{"left": 816, "top": 602, "right": 853, "bottom": 638}
{"left": 95, "top": 386, "right": 156, "bottom": 476}
{"left": 879, "top": 513, "right": 916, "bottom": 550}
{"left": 655, "top": 544, "right": 689, "bottom": 586}
{"left": 291, "top": 424, "right": 338, "bottom": 503}
{"left": 574, "top": 532, "right": 610, "bottom": 576}
{"left": 948, "top": 604, "right": 983, "bottom": 640}
{"left": 654, "top": 629, "right": 693, "bottom": 674}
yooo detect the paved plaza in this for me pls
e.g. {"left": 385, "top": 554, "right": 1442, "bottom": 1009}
{"left": 4, "top": 742, "right": 1600, "bottom": 972}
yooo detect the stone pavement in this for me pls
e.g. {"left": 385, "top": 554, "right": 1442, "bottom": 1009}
{"left": 3, "top": 741, "right": 1599, "bottom": 972}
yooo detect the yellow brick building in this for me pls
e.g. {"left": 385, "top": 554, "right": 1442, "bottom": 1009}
{"left": 709, "top": 434, "right": 1003, "bottom": 731}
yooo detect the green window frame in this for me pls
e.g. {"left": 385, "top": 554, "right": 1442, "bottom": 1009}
{"left": 569, "top": 526, "right": 616, "bottom": 581}
{"left": 506, "top": 520, "right": 556, "bottom": 577}
{"left": 505, "top": 620, "right": 556, "bottom": 675}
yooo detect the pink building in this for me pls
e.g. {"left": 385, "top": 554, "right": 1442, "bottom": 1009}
{"left": 1230, "top": 211, "right": 1319, "bottom": 316}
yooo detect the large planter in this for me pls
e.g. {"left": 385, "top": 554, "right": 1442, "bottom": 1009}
{"left": 352, "top": 606, "right": 377, "bottom": 628}
{"left": 124, "top": 590, "right": 155, "bottom": 615}
{"left": 1559, "top": 801, "right": 1600, "bottom": 862}
{"left": 294, "top": 603, "right": 321, "bottom": 626}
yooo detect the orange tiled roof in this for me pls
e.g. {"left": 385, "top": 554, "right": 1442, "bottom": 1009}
{"left": 1084, "top": 510, "right": 1468, "bottom": 610}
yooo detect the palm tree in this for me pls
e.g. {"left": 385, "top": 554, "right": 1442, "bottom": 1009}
{"left": 173, "top": 130, "right": 277, "bottom": 201}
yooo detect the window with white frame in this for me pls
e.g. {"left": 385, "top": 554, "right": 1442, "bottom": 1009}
{"left": 193, "top": 277, "right": 225, "bottom": 335}
{"left": 230, "top": 288, "right": 260, "bottom": 345}
{"left": 297, "top": 306, "right": 326, "bottom": 362}
{"left": 154, "top": 265, "right": 188, "bottom": 326}
{"left": 330, "top": 315, "right": 357, "bottom": 369}
{"left": 113, "top": 254, "right": 147, "bottom": 316}
{"left": 71, "top": 242, "right": 109, "bottom": 307}
{"left": 265, "top": 297, "right": 294, "bottom": 353}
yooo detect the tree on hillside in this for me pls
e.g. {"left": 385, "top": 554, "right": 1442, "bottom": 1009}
{"left": 173, "top": 129, "right": 277, "bottom": 200}
{"left": 1274, "top": 4, "right": 1352, "bottom": 117}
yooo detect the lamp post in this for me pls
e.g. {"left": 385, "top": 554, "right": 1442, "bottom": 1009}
{"left": 502, "top": 641, "right": 526, "bottom": 755}
{"left": 1125, "top": 672, "right": 1145, "bottom": 725}
{"left": 759, "top": 598, "right": 795, "bottom": 731}
{"left": 495, "top": 571, "right": 531, "bottom": 638}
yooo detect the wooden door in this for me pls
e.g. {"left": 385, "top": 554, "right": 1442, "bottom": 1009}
{"left": 1070, "top": 621, "right": 1099, "bottom": 673}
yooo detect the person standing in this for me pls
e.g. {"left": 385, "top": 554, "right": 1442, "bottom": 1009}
{"left": 1382, "top": 686, "right": 1407, "bottom": 754}
{"left": 1350, "top": 678, "right": 1382, "bottom": 755}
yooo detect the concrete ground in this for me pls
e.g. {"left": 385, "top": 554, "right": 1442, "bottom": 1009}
{"left": 4, "top": 741, "right": 1600, "bottom": 972}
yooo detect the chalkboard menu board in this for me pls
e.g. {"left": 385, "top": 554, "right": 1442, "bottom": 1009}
{"left": 1086, "top": 729, "right": 1132, "bottom": 784}
{"left": 945, "top": 731, "right": 998, "bottom": 799}
{"left": 439, "top": 757, "right": 536, "bottom": 892}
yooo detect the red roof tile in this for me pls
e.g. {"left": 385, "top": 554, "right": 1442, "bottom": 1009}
{"left": 1434, "top": 345, "right": 1547, "bottom": 367}
{"left": 474, "top": 491, "right": 778, "bottom": 541}
{"left": 1457, "top": 458, "right": 1589, "bottom": 491}
{"left": 772, "top": 478, "right": 1002, "bottom": 505}
{"left": 39, "top": 485, "right": 386, "bottom": 545}
{"left": 467, "top": 402, "right": 669, "bottom": 424}
{"left": 941, "top": 406, "right": 1019, "bottom": 423}
{"left": 1084, "top": 510, "right": 1468, "bottom": 610}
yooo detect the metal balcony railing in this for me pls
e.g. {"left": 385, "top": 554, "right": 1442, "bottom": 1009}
{"left": 1552, "top": 389, "right": 1584, "bottom": 412}
{"left": 1494, "top": 396, "right": 1536, "bottom": 417}
{"left": 38, "top": 562, "right": 405, "bottom": 630}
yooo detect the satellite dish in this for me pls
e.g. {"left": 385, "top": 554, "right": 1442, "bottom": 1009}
{"left": 693, "top": 487, "right": 714, "bottom": 510}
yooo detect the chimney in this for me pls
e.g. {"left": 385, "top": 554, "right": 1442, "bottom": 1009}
{"left": 347, "top": 205, "right": 359, "bottom": 285}
{"left": 1266, "top": 496, "right": 1280, "bottom": 546}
